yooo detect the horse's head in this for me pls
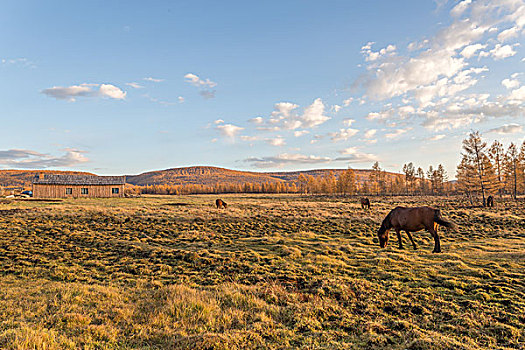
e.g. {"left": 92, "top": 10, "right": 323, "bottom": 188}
{"left": 377, "top": 220, "right": 390, "bottom": 248}
{"left": 223, "top": 202, "right": 228, "bottom": 208}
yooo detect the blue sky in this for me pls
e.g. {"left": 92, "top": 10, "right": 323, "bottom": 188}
{"left": 0, "top": 0, "right": 524, "bottom": 176}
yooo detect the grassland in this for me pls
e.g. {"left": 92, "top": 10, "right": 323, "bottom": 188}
{"left": 0, "top": 195, "right": 523, "bottom": 349}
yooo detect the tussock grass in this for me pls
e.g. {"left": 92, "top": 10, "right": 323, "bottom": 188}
{"left": 0, "top": 195, "right": 523, "bottom": 349}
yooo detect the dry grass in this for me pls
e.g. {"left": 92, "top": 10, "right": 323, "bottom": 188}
{"left": 0, "top": 194, "right": 523, "bottom": 349}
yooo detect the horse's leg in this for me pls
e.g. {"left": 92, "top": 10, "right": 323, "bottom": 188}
{"left": 428, "top": 226, "right": 441, "bottom": 253}
{"left": 395, "top": 228, "right": 403, "bottom": 249}
{"left": 405, "top": 231, "right": 417, "bottom": 250}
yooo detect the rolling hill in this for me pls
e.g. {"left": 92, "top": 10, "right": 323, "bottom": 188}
{"left": 125, "top": 166, "right": 403, "bottom": 186}
{"left": 0, "top": 166, "right": 404, "bottom": 188}
{"left": 0, "top": 170, "right": 94, "bottom": 188}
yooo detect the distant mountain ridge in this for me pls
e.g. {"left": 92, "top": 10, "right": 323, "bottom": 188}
{"left": 125, "top": 166, "right": 403, "bottom": 186}
{"left": 0, "top": 166, "right": 403, "bottom": 188}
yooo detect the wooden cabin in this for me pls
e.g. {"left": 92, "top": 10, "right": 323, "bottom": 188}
{"left": 32, "top": 174, "right": 125, "bottom": 198}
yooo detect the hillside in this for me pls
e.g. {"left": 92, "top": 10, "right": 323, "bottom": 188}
{"left": 125, "top": 166, "right": 404, "bottom": 186}
{"left": 0, "top": 170, "right": 94, "bottom": 188}
{"left": 0, "top": 166, "right": 404, "bottom": 188}
{"left": 125, "top": 166, "right": 287, "bottom": 186}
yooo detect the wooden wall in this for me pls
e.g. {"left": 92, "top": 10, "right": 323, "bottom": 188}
{"left": 32, "top": 184, "right": 125, "bottom": 198}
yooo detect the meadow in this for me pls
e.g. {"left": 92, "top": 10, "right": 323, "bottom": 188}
{"left": 0, "top": 194, "right": 523, "bottom": 349}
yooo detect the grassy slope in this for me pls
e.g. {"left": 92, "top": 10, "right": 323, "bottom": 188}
{"left": 0, "top": 170, "right": 94, "bottom": 189}
{"left": 0, "top": 195, "right": 523, "bottom": 349}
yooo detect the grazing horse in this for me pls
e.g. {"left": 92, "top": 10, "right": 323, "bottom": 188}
{"left": 487, "top": 195, "right": 494, "bottom": 208}
{"left": 360, "top": 197, "right": 371, "bottom": 210}
{"left": 377, "top": 206, "right": 455, "bottom": 253}
{"left": 215, "top": 198, "right": 227, "bottom": 209}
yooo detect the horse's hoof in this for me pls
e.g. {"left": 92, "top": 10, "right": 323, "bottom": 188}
{"left": 432, "top": 250, "right": 441, "bottom": 253}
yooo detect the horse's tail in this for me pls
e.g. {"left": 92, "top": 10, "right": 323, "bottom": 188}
{"left": 434, "top": 209, "right": 456, "bottom": 229}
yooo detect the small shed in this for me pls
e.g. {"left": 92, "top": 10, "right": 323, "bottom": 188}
{"left": 32, "top": 174, "right": 125, "bottom": 198}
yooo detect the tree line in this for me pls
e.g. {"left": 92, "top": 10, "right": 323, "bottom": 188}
{"left": 456, "top": 131, "right": 524, "bottom": 206}
{"left": 133, "top": 130, "right": 524, "bottom": 201}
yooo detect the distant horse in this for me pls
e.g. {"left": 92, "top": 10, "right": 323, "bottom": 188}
{"left": 360, "top": 197, "right": 371, "bottom": 209}
{"left": 377, "top": 206, "right": 456, "bottom": 253}
{"left": 215, "top": 199, "right": 228, "bottom": 209}
{"left": 487, "top": 195, "right": 494, "bottom": 208}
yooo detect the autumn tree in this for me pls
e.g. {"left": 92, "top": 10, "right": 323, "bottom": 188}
{"left": 416, "top": 167, "right": 426, "bottom": 194}
{"left": 369, "top": 162, "right": 384, "bottom": 195}
{"left": 297, "top": 174, "right": 308, "bottom": 194}
{"left": 336, "top": 168, "right": 356, "bottom": 195}
{"left": 488, "top": 140, "right": 505, "bottom": 197}
{"left": 504, "top": 142, "right": 522, "bottom": 199}
{"left": 456, "top": 155, "right": 477, "bottom": 204}
{"left": 461, "top": 131, "right": 490, "bottom": 206}
{"left": 402, "top": 162, "right": 416, "bottom": 194}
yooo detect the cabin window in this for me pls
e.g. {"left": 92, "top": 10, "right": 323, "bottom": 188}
{"left": 65, "top": 188, "right": 73, "bottom": 195}
{"left": 112, "top": 188, "right": 119, "bottom": 194}
{"left": 81, "top": 188, "right": 89, "bottom": 195}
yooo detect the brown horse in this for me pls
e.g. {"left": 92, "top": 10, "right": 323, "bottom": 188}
{"left": 360, "top": 197, "right": 371, "bottom": 209}
{"left": 377, "top": 206, "right": 455, "bottom": 253}
{"left": 487, "top": 195, "right": 494, "bottom": 208}
{"left": 215, "top": 199, "right": 227, "bottom": 209}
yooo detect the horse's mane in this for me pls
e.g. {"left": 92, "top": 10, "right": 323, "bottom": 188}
{"left": 378, "top": 209, "right": 394, "bottom": 234}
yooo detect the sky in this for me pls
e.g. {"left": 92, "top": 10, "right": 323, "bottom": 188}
{"left": 0, "top": 0, "right": 524, "bottom": 176}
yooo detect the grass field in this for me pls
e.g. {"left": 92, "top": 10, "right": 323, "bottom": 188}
{"left": 0, "top": 194, "right": 523, "bottom": 349}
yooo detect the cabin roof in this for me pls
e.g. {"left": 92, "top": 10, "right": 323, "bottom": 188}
{"left": 33, "top": 174, "right": 126, "bottom": 185}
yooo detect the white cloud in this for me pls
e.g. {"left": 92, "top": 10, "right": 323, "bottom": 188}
{"left": 249, "top": 116, "right": 264, "bottom": 124}
{"left": 184, "top": 73, "right": 217, "bottom": 99}
{"left": 336, "top": 147, "right": 378, "bottom": 163}
{"left": 460, "top": 44, "right": 487, "bottom": 58}
{"left": 126, "top": 82, "right": 143, "bottom": 89}
{"left": 356, "top": 0, "right": 524, "bottom": 106}
{"left": 0, "top": 149, "right": 88, "bottom": 168}
{"left": 1, "top": 57, "right": 36, "bottom": 69}
{"left": 244, "top": 153, "right": 331, "bottom": 168}
{"left": 430, "top": 134, "right": 446, "bottom": 141}
{"left": 99, "top": 84, "right": 127, "bottom": 99}
{"left": 184, "top": 73, "right": 217, "bottom": 88}
{"left": 263, "top": 99, "right": 330, "bottom": 130}
{"left": 509, "top": 85, "right": 525, "bottom": 101}
{"left": 497, "top": 27, "right": 519, "bottom": 42}
{"left": 385, "top": 127, "right": 412, "bottom": 139}
{"left": 487, "top": 123, "right": 523, "bottom": 134}
{"left": 364, "top": 129, "right": 377, "bottom": 138}
{"left": 502, "top": 78, "right": 520, "bottom": 89}
{"left": 299, "top": 98, "right": 330, "bottom": 128}
{"left": 332, "top": 105, "right": 342, "bottom": 113}
{"left": 361, "top": 42, "right": 396, "bottom": 62}
{"left": 450, "top": 0, "right": 472, "bottom": 17}
{"left": 293, "top": 130, "right": 309, "bottom": 137}
{"left": 272, "top": 102, "right": 299, "bottom": 118}
{"left": 143, "top": 77, "right": 164, "bottom": 82}
{"left": 482, "top": 44, "right": 517, "bottom": 60}
{"left": 266, "top": 137, "right": 286, "bottom": 146}
{"left": 343, "top": 97, "right": 353, "bottom": 106}
{"left": 343, "top": 118, "right": 355, "bottom": 126}
{"left": 178, "top": 96, "right": 185, "bottom": 103}
{"left": 329, "top": 128, "right": 359, "bottom": 142}
{"left": 41, "top": 83, "right": 126, "bottom": 101}
{"left": 216, "top": 124, "right": 244, "bottom": 138}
